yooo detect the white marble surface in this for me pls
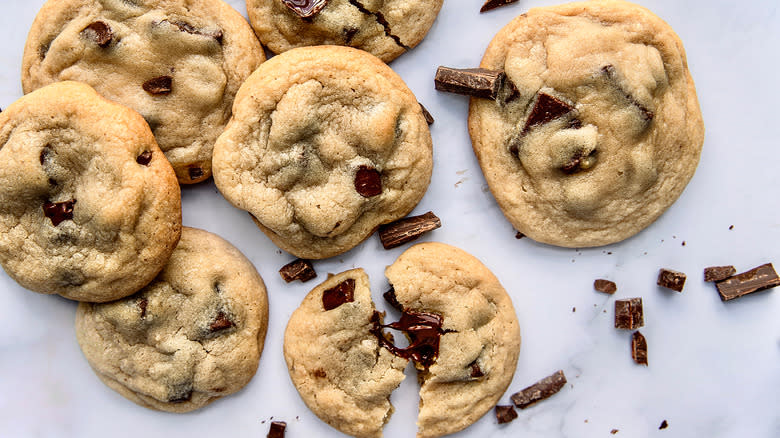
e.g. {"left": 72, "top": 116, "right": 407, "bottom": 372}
{"left": 1, "top": 1, "right": 778, "bottom": 437}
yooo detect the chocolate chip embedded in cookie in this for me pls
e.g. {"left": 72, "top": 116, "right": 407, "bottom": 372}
{"left": 246, "top": 0, "right": 443, "bottom": 63}
{"left": 0, "top": 81, "right": 181, "bottom": 302}
{"left": 213, "top": 46, "right": 433, "bottom": 259}
{"left": 468, "top": 0, "right": 705, "bottom": 247}
{"left": 75, "top": 227, "right": 269, "bottom": 413}
{"left": 22, "top": 0, "right": 265, "bottom": 184}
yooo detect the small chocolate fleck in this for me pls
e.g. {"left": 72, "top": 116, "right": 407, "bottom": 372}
{"left": 378, "top": 211, "right": 441, "bottom": 249}
{"left": 659, "top": 420, "right": 669, "bottom": 430}
{"left": 209, "top": 311, "right": 235, "bottom": 332}
{"left": 511, "top": 370, "right": 567, "bottom": 409}
{"left": 82, "top": 21, "right": 113, "bottom": 47}
{"left": 419, "top": 102, "right": 435, "bottom": 125}
{"left": 611, "top": 430, "right": 619, "bottom": 435}
{"left": 354, "top": 166, "right": 382, "bottom": 197}
{"left": 704, "top": 266, "right": 736, "bottom": 282}
{"left": 267, "top": 421, "right": 287, "bottom": 438}
{"left": 515, "top": 231, "right": 525, "bottom": 239}
{"left": 480, "top": 0, "right": 519, "bottom": 13}
{"left": 715, "top": 263, "right": 780, "bottom": 301}
{"left": 142, "top": 76, "right": 173, "bottom": 95}
{"left": 342, "top": 26, "right": 359, "bottom": 44}
{"left": 281, "top": 0, "right": 329, "bottom": 18}
{"left": 614, "top": 298, "right": 643, "bottom": 330}
{"left": 188, "top": 166, "right": 204, "bottom": 181}
{"left": 279, "top": 259, "right": 317, "bottom": 283}
{"left": 43, "top": 200, "right": 76, "bottom": 226}
{"left": 522, "top": 93, "right": 574, "bottom": 134}
{"left": 568, "top": 118, "right": 583, "bottom": 129}
{"left": 136, "top": 151, "right": 153, "bottom": 166}
{"left": 729, "top": 225, "right": 734, "bottom": 230}
{"left": 657, "top": 268, "right": 686, "bottom": 292}
{"left": 434, "top": 67, "right": 506, "bottom": 100}
{"left": 631, "top": 331, "right": 648, "bottom": 366}
{"left": 168, "top": 20, "right": 224, "bottom": 43}
{"left": 40, "top": 145, "right": 51, "bottom": 165}
{"left": 495, "top": 405, "right": 518, "bottom": 424}
{"left": 594, "top": 279, "right": 617, "bottom": 294}
{"left": 322, "top": 279, "right": 356, "bottom": 311}
{"left": 469, "top": 361, "right": 484, "bottom": 378}
{"left": 138, "top": 298, "right": 148, "bottom": 318}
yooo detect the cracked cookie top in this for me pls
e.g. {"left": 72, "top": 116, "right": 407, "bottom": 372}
{"left": 75, "top": 227, "right": 269, "bottom": 413}
{"left": 0, "top": 81, "right": 181, "bottom": 302}
{"left": 468, "top": 0, "right": 705, "bottom": 247}
{"left": 246, "top": 0, "right": 443, "bottom": 62}
{"left": 212, "top": 46, "right": 433, "bottom": 259}
{"left": 22, "top": 0, "right": 264, "bottom": 184}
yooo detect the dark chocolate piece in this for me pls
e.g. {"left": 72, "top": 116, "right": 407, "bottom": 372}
{"left": 703, "top": 265, "right": 736, "bottom": 282}
{"left": 419, "top": 102, "right": 435, "bottom": 125}
{"left": 522, "top": 93, "right": 574, "bottom": 134}
{"left": 480, "top": 0, "right": 519, "bottom": 13}
{"left": 469, "top": 361, "right": 484, "bottom": 378}
{"left": 715, "top": 263, "right": 780, "bottom": 301}
{"left": 188, "top": 166, "right": 204, "bottom": 181}
{"left": 383, "top": 287, "right": 403, "bottom": 312}
{"left": 138, "top": 298, "right": 148, "bottom": 318}
{"left": 434, "top": 67, "right": 506, "bottom": 100}
{"left": 348, "top": 0, "right": 409, "bottom": 50}
{"left": 659, "top": 420, "right": 669, "bottom": 430}
{"left": 370, "top": 309, "right": 446, "bottom": 368}
{"left": 342, "top": 27, "right": 359, "bottom": 44}
{"left": 510, "top": 370, "right": 567, "bottom": 409}
{"left": 82, "top": 21, "right": 113, "bottom": 47}
{"left": 279, "top": 259, "right": 317, "bottom": 283}
{"left": 377, "top": 211, "right": 441, "bottom": 249}
{"left": 614, "top": 298, "right": 643, "bottom": 330}
{"left": 143, "top": 76, "right": 173, "bottom": 95}
{"left": 354, "top": 166, "right": 382, "bottom": 197}
{"left": 167, "top": 20, "right": 223, "bottom": 43}
{"left": 43, "top": 199, "right": 76, "bottom": 226}
{"left": 281, "top": 0, "right": 328, "bottom": 18}
{"left": 267, "top": 421, "right": 287, "bottom": 438}
{"left": 39, "top": 145, "right": 51, "bottom": 165}
{"left": 631, "top": 331, "right": 648, "bottom": 366}
{"left": 495, "top": 405, "right": 518, "bottom": 424}
{"left": 594, "top": 279, "right": 617, "bottom": 294}
{"left": 209, "top": 311, "right": 234, "bottom": 332}
{"left": 657, "top": 268, "right": 686, "bottom": 292}
{"left": 515, "top": 231, "right": 525, "bottom": 239}
{"left": 136, "top": 151, "right": 153, "bottom": 166}
{"left": 322, "top": 279, "right": 356, "bottom": 310}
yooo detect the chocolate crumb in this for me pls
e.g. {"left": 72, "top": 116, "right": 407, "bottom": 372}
{"left": 659, "top": 420, "right": 669, "bottom": 430}
{"left": 511, "top": 370, "right": 567, "bottom": 409}
{"left": 715, "top": 263, "right": 780, "bottom": 301}
{"left": 279, "top": 259, "right": 317, "bottom": 283}
{"left": 611, "top": 430, "right": 619, "bottom": 435}
{"left": 515, "top": 231, "right": 525, "bottom": 239}
{"left": 704, "top": 266, "right": 736, "bottom": 282}
{"left": 631, "top": 331, "right": 648, "bottom": 366}
{"left": 657, "top": 268, "right": 686, "bottom": 292}
{"left": 614, "top": 298, "right": 643, "bottom": 330}
{"left": 480, "top": 0, "right": 519, "bottom": 13}
{"left": 322, "top": 279, "right": 356, "bottom": 310}
{"left": 729, "top": 225, "right": 734, "bottom": 230}
{"left": 594, "top": 279, "right": 617, "bottom": 294}
{"left": 378, "top": 211, "right": 441, "bottom": 249}
{"left": 495, "top": 405, "right": 518, "bottom": 424}
{"left": 354, "top": 165, "right": 382, "bottom": 197}
{"left": 267, "top": 420, "right": 287, "bottom": 438}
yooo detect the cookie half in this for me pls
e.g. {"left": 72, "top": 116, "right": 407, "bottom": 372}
{"left": 246, "top": 0, "right": 443, "bottom": 63}
{"left": 0, "top": 81, "right": 181, "bottom": 302}
{"left": 23, "top": 0, "right": 264, "bottom": 184}
{"left": 75, "top": 227, "right": 269, "bottom": 413}
{"left": 213, "top": 46, "right": 433, "bottom": 259}
{"left": 468, "top": 0, "right": 704, "bottom": 247}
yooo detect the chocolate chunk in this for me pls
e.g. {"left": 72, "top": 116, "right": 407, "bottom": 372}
{"left": 602, "top": 65, "right": 654, "bottom": 123}
{"left": 495, "top": 405, "right": 518, "bottom": 424}
{"left": 715, "top": 263, "right": 780, "bottom": 301}
{"left": 282, "top": 0, "right": 329, "bottom": 19}
{"left": 383, "top": 287, "right": 403, "bottom": 312}
{"left": 136, "top": 151, "right": 153, "bottom": 166}
{"left": 188, "top": 166, "right": 204, "bottom": 181}
{"left": 82, "top": 21, "right": 113, "bottom": 47}
{"left": 614, "top": 298, "right": 643, "bottom": 330}
{"left": 142, "top": 76, "right": 173, "bottom": 95}
{"left": 704, "top": 265, "right": 736, "bottom": 282}
{"left": 419, "top": 102, "right": 435, "bottom": 125}
{"left": 43, "top": 200, "right": 76, "bottom": 226}
{"left": 138, "top": 298, "right": 148, "bottom": 318}
{"left": 469, "top": 361, "right": 484, "bottom": 378}
{"left": 209, "top": 311, "right": 235, "bottom": 332}
{"left": 348, "top": 0, "right": 408, "bottom": 50}
{"left": 434, "top": 67, "right": 506, "bottom": 100}
{"left": 480, "top": 0, "right": 519, "bottom": 13}
{"left": 279, "top": 259, "right": 317, "bottom": 283}
{"left": 631, "top": 331, "right": 648, "bottom": 366}
{"left": 659, "top": 420, "right": 669, "bottom": 430}
{"left": 522, "top": 93, "right": 575, "bottom": 134}
{"left": 342, "top": 27, "right": 359, "bottom": 44}
{"left": 354, "top": 166, "right": 382, "bottom": 197}
{"left": 267, "top": 421, "right": 287, "bottom": 438}
{"left": 167, "top": 382, "right": 193, "bottom": 403}
{"left": 372, "top": 310, "right": 445, "bottom": 368}
{"left": 168, "top": 20, "right": 224, "bottom": 43}
{"left": 377, "top": 211, "right": 441, "bottom": 249}
{"left": 657, "top": 268, "right": 686, "bottom": 292}
{"left": 322, "top": 279, "right": 356, "bottom": 310}
{"left": 510, "top": 370, "right": 567, "bottom": 409}
{"left": 594, "top": 279, "right": 617, "bottom": 294}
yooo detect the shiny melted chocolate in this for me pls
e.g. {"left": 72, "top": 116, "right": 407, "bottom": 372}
{"left": 322, "top": 279, "right": 355, "bottom": 310}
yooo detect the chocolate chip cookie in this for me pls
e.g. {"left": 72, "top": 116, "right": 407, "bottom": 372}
{"left": 284, "top": 243, "right": 521, "bottom": 437}
{"left": 22, "top": 0, "right": 264, "bottom": 184}
{"left": 468, "top": 0, "right": 705, "bottom": 247}
{"left": 75, "top": 227, "right": 269, "bottom": 413}
{"left": 0, "top": 81, "right": 181, "bottom": 303}
{"left": 213, "top": 46, "right": 433, "bottom": 259}
{"left": 246, "top": 0, "right": 443, "bottom": 63}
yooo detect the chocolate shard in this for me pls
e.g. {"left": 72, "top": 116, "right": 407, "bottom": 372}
{"left": 594, "top": 279, "right": 617, "bottom": 294}
{"left": 43, "top": 199, "right": 76, "bottom": 226}
{"left": 657, "top": 268, "right": 686, "bottom": 292}
{"left": 378, "top": 211, "right": 441, "bottom": 249}
{"left": 522, "top": 93, "right": 574, "bottom": 134}
{"left": 510, "top": 370, "right": 567, "bottom": 409}
{"left": 480, "top": 0, "right": 519, "bottom": 13}
{"left": 143, "top": 76, "right": 173, "bottom": 95}
{"left": 188, "top": 166, "right": 204, "bottom": 181}
{"left": 322, "top": 279, "right": 356, "bottom": 310}
{"left": 354, "top": 166, "right": 382, "bottom": 197}
{"left": 434, "top": 67, "right": 505, "bottom": 100}
{"left": 495, "top": 405, "right": 518, "bottom": 424}
{"left": 267, "top": 421, "right": 287, "bottom": 438}
{"left": 419, "top": 102, "right": 435, "bottom": 125}
{"left": 136, "top": 151, "right": 153, "bottom": 166}
{"left": 168, "top": 20, "right": 223, "bottom": 43}
{"left": 82, "top": 21, "right": 113, "bottom": 47}
{"left": 704, "top": 265, "right": 736, "bottom": 282}
{"left": 659, "top": 420, "right": 669, "bottom": 430}
{"left": 138, "top": 298, "right": 148, "bottom": 318}
{"left": 282, "top": 0, "right": 329, "bottom": 19}
{"left": 209, "top": 311, "right": 235, "bottom": 332}
{"left": 631, "top": 331, "right": 648, "bottom": 366}
{"left": 715, "top": 263, "right": 780, "bottom": 301}
{"left": 279, "top": 259, "right": 317, "bottom": 283}
{"left": 614, "top": 298, "right": 643, "bottom": 330}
